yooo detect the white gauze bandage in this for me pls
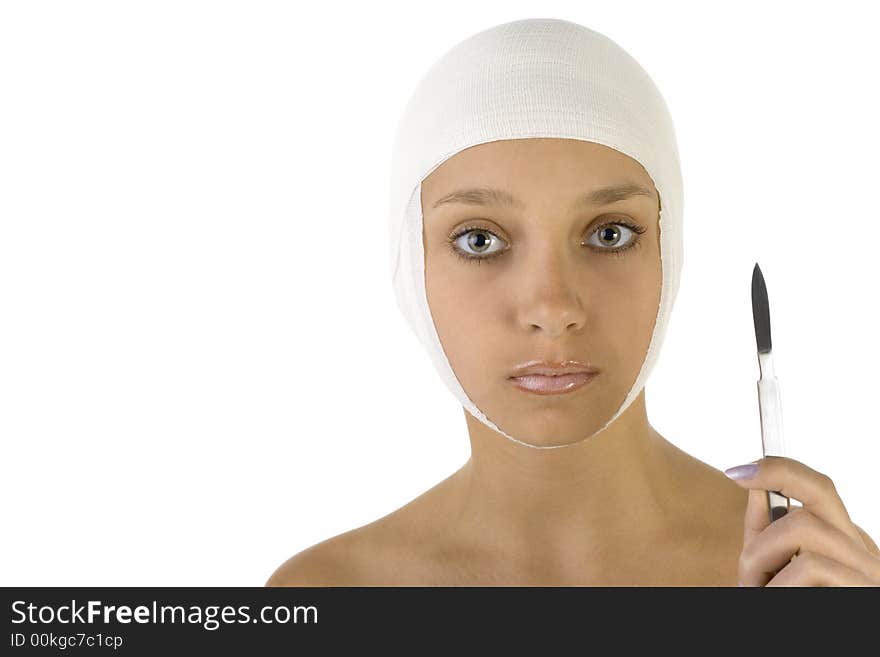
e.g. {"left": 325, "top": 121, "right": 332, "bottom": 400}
{"left": 388, "top": 18, "right": 684, "bottom": 449}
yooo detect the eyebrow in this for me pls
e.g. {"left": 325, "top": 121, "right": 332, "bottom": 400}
{"left": 431, "top": 183, "right": 656, "bottom": 210}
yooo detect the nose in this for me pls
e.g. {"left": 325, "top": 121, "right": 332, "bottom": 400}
{"left": 515, "top": 250, "right": 587, "bottom": 338}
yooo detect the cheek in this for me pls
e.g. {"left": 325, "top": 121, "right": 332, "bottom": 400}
{"left": 424, "top": 259, "right": 506, "bottom": 388}
{"left": 593, "top": 261, "right": 663, "bottom": 372}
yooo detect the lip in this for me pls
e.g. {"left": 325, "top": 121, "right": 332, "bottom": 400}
{"left": 508, "top": 371, "right": 598, "bottom": 395}
{"left": 509, "top": 359, "right": 600, "bottom": 377}
{"left": 507, "top": 360, "right": 600, "bottom": 396}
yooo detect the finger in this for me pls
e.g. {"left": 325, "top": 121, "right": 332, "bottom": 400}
{"left": 725, "top": 456, "right": 860, "bottom": 544}
{"left": 765, "top": 550, "right": 878, "bottom": 587}
{"left": 741, "top": 488, "right": 772, "bottom": 552}
{"left": 855, "top": 523, "right": 880, "bottom": 558}
{"left": 738, "top": 506, "right": 879, "bottom": 586}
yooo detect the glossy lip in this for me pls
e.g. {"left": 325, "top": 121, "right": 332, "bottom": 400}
{"left": 507, "top": 360, "right": 600, "bottom": 396}
{"left": 508, "top": 371, "right": 598, "bottom": 395}
{"left": 508, "top": 359, "right": 600, "bottom": 378}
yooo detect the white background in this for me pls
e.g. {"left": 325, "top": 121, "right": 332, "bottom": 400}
{"left": 1, "top": 1, "right": 877, "bottom": 586}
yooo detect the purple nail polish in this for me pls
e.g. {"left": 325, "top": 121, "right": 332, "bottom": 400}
{"left": 724, "top": 463, "right": 758, "bottom": 480}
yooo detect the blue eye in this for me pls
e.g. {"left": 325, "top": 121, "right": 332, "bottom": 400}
{"left": 446, "top": 220, "right": 647, "bottom": 265}
{"left": 586, "top": 223, "right": 635, "bottom": 249}
{"left": 450, "top": 228, "right": 507, "bottom": 262}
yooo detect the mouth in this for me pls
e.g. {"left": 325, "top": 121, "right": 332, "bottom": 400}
{"left": 507, "top": 371, "right": 598, "bottom": 395}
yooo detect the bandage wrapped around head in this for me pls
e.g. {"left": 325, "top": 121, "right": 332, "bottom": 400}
{"left": 388, "top": 18, "right": 684, "bottom": 449}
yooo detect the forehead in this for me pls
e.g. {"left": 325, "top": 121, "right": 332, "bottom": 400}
{"left": 421, "top": 137, "right": 656, "bottom": 203}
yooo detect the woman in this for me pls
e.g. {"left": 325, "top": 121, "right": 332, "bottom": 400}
{"left": 267, "top": 18, "right": 879, "bottom": 586}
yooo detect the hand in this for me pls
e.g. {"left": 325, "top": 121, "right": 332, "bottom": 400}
{"left": 724, "top": 456, "right": 880, "bottom": 586}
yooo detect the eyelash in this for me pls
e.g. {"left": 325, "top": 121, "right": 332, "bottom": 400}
{"left": 445, "top": 220, "right": 648, "bottom": 265}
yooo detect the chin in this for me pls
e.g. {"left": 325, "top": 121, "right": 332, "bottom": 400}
{"left": 495, "top": 414, "right": 606, "bottom": 448}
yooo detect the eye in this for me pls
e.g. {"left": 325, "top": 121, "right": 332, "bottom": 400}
{"left": 448, "top": 227, "right": 508, "bottom": 261}
{"left": 446, "top": 219, "right": 647, "bottom": 265}
{"left": 584, "top": 221, "right": 644, "bottom": 251}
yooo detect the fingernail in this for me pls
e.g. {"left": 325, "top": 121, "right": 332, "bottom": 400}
{"left": 724, "top": 463, "right": 758, "bottom": 480}
{"left": 737, "top": 582, "right": 744, "bottom": 587}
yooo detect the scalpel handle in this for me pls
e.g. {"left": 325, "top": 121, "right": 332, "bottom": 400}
{"left": 757, "top": 352, "right": 789, "bottom": 522}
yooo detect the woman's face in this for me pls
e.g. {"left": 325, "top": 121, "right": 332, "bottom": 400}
{"left": 421, "top": 138, "right": 662, "bottom": 447}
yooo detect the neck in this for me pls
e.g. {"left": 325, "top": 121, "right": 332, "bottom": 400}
{"left": 449, "top": 390, "right": 691, "bottom": 563}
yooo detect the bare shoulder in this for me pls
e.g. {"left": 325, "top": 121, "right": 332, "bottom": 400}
{"left": 265, "top": 504, "right": 450, "bottom": 586}
{"left": 265, "top": 529, "right": 374, "bottom": 587}
{"left": 266, "top": 471, "right": 461, "bottom": 587}
{"left": 264, "top": 503, "right": 439, "bottom": 586}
